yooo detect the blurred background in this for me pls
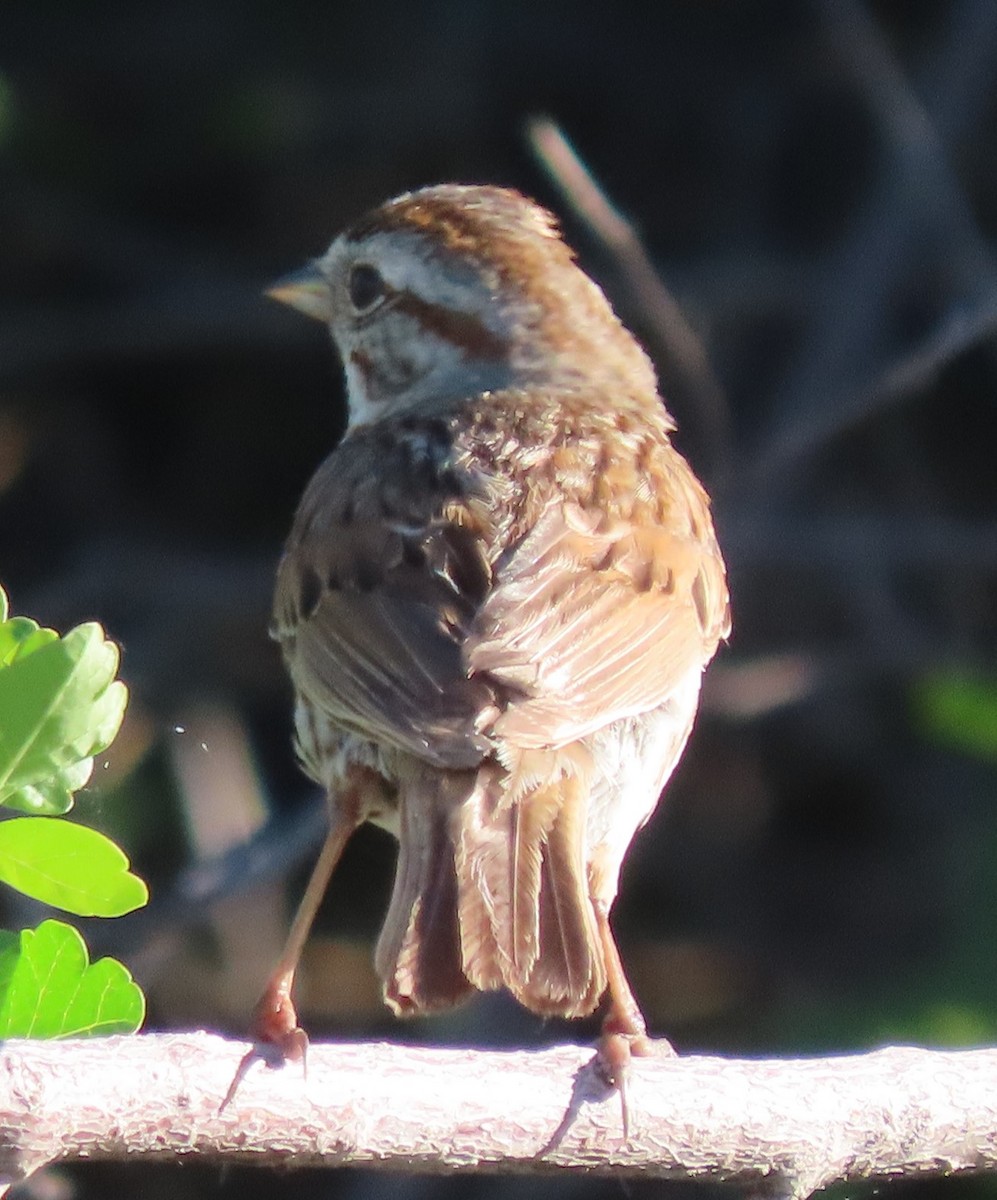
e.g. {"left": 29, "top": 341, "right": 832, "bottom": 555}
{"left": 2, "top": 2, "right": 996, "bottom": 1198}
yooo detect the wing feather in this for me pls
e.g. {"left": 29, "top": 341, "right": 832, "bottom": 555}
{"left": 276, "top": 409, "right": 728, "bottom": 771}
{"left": 469, "top": 499, "right": 729, "bottom": 752}
{"left": 273, "top": 429, "right": 503, "bottom": 769}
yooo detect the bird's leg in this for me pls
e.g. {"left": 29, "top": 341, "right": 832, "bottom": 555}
{"left": 222, "top": 799, "right": 361, "bottom": 1110}
{"left": 592, "top": 899, "right": 671, "bottom": 1137}
{"left": 248, "top": 805, "right": 360, "bottom": 1058}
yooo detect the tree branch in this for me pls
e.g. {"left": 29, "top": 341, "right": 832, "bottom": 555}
{"left": 0, "top": 1034, "right": 994, "bottom": 1196}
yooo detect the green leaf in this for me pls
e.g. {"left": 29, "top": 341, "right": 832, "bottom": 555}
{"left": 0, "top": 920, "right": 144, "bottom": 1037}
{"left": 914, "top": 671, "right": 997, "bottom": 763}
{"left": 0, "top": 818, "right": 148, "bottom": 916}
{"left": 0, "top": 604, "right": 128, "bottom": 814}
{"left": 0, "top": 616, "right": 59, "bottom": 669}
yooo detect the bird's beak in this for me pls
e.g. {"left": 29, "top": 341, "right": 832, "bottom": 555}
{"left": 265, "top": 262, "right": 332, "bottom": 322}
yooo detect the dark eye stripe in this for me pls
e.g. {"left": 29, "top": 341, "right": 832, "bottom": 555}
{"left": 391, "top": 290, "right": 508, "bottom": 361}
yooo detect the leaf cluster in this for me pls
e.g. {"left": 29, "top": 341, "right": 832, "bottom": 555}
{"left": 0, "top": 586, "right": 146, "bottom": 1037}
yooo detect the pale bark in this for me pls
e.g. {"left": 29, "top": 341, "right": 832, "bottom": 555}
{"left": 0, "top": 1033, "right": 993, "bottom": 1198}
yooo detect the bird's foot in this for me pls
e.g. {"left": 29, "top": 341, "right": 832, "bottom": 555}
{"left": 248, "top": 976, "right": 310, "bottom": 1064}
{"left": 220, "top": 976, "right": 308, "bottom": 1111}
{"left": 594, "top": 1011, "right": 675, "bottom": 1138}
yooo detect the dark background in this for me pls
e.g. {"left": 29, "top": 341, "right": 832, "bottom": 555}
{"left": 2, "top": 2, "right": 996, "bottom": 1199}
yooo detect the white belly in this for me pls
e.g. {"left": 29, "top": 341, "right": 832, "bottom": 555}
{"left": 583, "top": 662, "right": 703, "bottom": 899}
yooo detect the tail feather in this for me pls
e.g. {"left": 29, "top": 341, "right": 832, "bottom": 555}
{"left": 375, "top": 769, "right": 474, "bottom": 1015}
{"left": 523, "top": 790, "right": 605, "bottom": 1016}
{"left": 509, "top": 785, "right": 561, "bottom": 979}
{"left": 454, "top": 753, "right": 606, "bottom": 1019}
{"left": 453, "top": 763, "right": 509, "bottom": 993}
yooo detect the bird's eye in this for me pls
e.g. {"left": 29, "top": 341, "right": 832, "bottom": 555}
{"left": 347, "top": 263, "right": 387, "bottom": 313}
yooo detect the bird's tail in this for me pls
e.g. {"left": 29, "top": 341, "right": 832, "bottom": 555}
{"left": 454, "top": 748, "right": 607, "bottom": 1018}
{"left": 375, "top": 767, "right": 476, "bottom": 1015}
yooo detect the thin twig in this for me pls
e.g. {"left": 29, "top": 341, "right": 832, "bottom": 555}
{"left": 751, "top": 0, "right": 997, "bottom": 494}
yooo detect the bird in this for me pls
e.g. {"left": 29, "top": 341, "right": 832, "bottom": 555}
{"left": 245, "top": 183, "right": 729, "bottom": 1106}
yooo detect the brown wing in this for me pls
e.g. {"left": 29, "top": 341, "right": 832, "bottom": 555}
{"left": 274, "top": 412, "right": 728, "bottom": 772}
{"left": 272, "top": 425, "right": 503, "bottom": 770}
{"left": 468, "top": 485, "right": 730, "bottom": 753}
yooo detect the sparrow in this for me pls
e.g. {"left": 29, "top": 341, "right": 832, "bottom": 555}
{"left": 244, "top": 183, "right": 729, "bottom": 1109}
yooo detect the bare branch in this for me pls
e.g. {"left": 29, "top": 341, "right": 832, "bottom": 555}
{"left": 0, "top": 1034, "right": 994, "bottom": 1197}
{"left": 752, "top": 0, "right": 997, "bottom": 496}
{"left": 746, "top": 288, "right": 997, "bottom": 489}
